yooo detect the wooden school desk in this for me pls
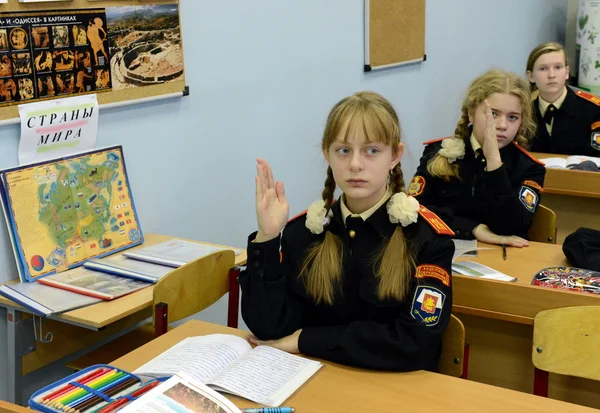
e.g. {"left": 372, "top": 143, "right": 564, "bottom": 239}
{"left": 453, "top": 242, "right": 600, "bottom": 408}
{"left": 109, "top": 319, "right": 600, "bottom": 413}
{"left": 0, "top": 233, "right": 247, "bottom": 405}
{"left": 531, "top": 152, "right": 600, "bottom": 243}
{"left": 0, "top": 400, "right": 30, "bottom": 413}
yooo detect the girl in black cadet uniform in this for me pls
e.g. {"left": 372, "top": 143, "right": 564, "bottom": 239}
{"left": 409, "top": 69, "right": 545, "bottom": 246}
{"left": 240, "top": 91, "right": 455, "bottom": 371}
{"left": 527, "top": 42, "right": 600, "bottom": 156}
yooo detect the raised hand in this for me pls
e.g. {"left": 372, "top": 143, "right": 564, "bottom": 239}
{"left": 481, "top": 100, "right": 502, "bottom": 171}
{"left": 254, "top": 158, "right": 289, "bottom": 242}
{"left": 472, "top": 224, "right": 529, "bottom": 248}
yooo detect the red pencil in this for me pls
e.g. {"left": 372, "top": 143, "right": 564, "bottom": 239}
{"left": 42, "top": 368, "right": 108, "bottom": 402}
{"left": 97, "top": 380, "right": 161, "bottom": 413}
{"left": 96, "top": 397, "right": 128, "bottom": 413}
{"left": 129, "top": 380, "right": 161, "bottom": 397}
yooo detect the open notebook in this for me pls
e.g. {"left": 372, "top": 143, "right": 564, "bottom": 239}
{"left": 133, "top": 334, "right": 322, "bottom": 407}
{"left": 540, "top": 155, "right": 600, "bottom": 169}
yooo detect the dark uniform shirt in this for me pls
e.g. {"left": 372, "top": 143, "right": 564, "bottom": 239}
{"left": 531, "top": 87, "right": 600, "bottom": 156}
{"left": 409, "top": 139, "right": 546, "bottom": 239}
{"left": 240, "top": 198, "right": 454, "bottom": 372}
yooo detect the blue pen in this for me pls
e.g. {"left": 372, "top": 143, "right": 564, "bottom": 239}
{"left": 242, "top": 408, "right": 295, "bottom": 413}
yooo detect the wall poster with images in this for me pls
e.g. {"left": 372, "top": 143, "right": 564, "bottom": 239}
{"left": 106, "top": 4, "right": 183, "bottom": 90}
{"left": 0, "top": 0, "right": 185, "bottom": 123}
{"left": 0, "top": 9, "right": 112, "bottom": 107}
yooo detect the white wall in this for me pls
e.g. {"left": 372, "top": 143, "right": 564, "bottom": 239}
{"left": 0, "top": 0, "right": 567, "bottom": 402}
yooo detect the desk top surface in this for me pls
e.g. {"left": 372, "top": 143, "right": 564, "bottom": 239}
{"left": 455, "top": 241, "right": 567, "bottom": 284}
{"left": 530, "top": 152, "right": 600, "bottom": 198}
{"left": 110, "top": 319, "right": 599, "bottom": 413}
{"left": 0, "top": 233, "right": 247, "bottom": 329}
{"left": 454, "top": 241, "right": 600, "bottom": 323}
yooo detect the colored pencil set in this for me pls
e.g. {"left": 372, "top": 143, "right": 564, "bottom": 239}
{"left": 29, "top": 364, "right": 161, "bottom": 413}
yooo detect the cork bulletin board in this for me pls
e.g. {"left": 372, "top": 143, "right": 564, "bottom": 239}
{"left": 0, "top": 0, "right": 186, "bottom": 122}
{"left": 364, "top": 0, "right": 426, "bottom": 72}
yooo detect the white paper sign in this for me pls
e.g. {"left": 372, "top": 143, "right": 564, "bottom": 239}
{"left": 18, "top": 94, "right": 98, "bottom": 165}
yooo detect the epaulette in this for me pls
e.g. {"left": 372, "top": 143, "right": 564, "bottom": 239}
{"left": 422, "top": 136, "right": 452, "bottom": 145}
{"left": 287, "top": 209, "right": 307, "bottom": 224}
{"left": 575, "top": 89, "right": 600, "bottom": 107}
{"left": 417, "top": 205, "right": 455, "bottom": 236}
{"left": 511, "top": 142, "right": 545, "bottom": 166}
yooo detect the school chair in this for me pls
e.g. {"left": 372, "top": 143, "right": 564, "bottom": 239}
{"left": 66, "top": 250, "right": 239, "bottom": 370}
{"left": 438, "top": 314, "right": 467, "bottom": 378}
{"left": 532, "top": 306, "right": 600, "bottom": 397}
{"left": 528, "top": 204, "right": 557, "bottom": 244}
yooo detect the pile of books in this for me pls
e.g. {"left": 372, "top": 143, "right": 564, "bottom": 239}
{"left": 0, "top": 146, "right": 241, "bottom": 316}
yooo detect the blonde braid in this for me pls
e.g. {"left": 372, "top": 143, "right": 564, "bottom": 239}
{"left": 390, "top": 164, "right": 405, "bottom": 193}
{"left": 374, "top": 166, "right": 416, "bottom": 301}
{"left": 299, "top": 166, "right": 342, "bottom": 305}
{"left": 425, "top": 112, "right": 468, "bottom": 182}
{"left": 321, "top": 166, "right": 336, "bottom": 210}
{"left": 453, "top": 111, "right": 471, "bottom": 141}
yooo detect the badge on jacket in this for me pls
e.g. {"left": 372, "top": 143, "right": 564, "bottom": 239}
{"left": 591, "top": 131, "right": 600, "bottom": 151}
{"left": 411, "top": 286, "right": 445, "bottom": 327}
{"left": 519, "top": 186, "right": 538, "bottom": 212}
{"left": 407, "top": 175, "right": 426, "bottom": 196}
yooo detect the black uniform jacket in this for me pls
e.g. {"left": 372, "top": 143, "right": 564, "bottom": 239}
{"left": 410, "top": 139, "right": 546, "bottom": 239}
{"left": 531, "top": 87, "right": 600, "bottom": 156}
{"left": 240, "top": 199, "right": 454, "bottom": 372}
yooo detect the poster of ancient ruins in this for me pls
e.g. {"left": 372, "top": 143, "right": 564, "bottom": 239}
{"left": 0, "top": 9, "right": 112, "bottom": 107}
{"left": 105, "top": 5, "right": 184, "bottom": 90}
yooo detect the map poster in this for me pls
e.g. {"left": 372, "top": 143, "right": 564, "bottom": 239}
{"left": 106, "top": 5, "right": 183, "bottom": 90}
{"left": 0, "top": 9, "right": 112, "bottom": 107}
{"left": 0, "top": 146, "right": 143, "bottom": 282}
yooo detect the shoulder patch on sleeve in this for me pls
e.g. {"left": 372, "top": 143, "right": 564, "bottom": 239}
{"left": 418, "top": 205, "right": 455, "bottom": 236}
{"left": 407, "top": 175, "right": 426, "bottom": 196}
{"left": 519, "top": 185, "right": 539, "bottom": 212}
{"left": 415, "top": 264, "right": 451, "bottom": 286}
{"left": 523, "top": 180, "right": 544, "bottom": 193}
{"left": 592, "top": 131, "right": 600, "bottom": 151}
{"left": 511, "top": 142, "right": 545, "bottom": 166}
{"left": 576, "top": 90, "right": 600, "bottom": 107}
{"left": 411, "top": 286, "right": 446, "bottom": 326}
{"left": 591, "top": 121, "right": 600, "bottom": 130}
{"left": 423, "top": 136, "right": 452, "bottom": 145}
{"left": 287, "top": 209, "right": 307, "bottom": 224}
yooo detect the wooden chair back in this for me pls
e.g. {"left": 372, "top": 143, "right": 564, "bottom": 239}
{"left": 528, "top": 204, "right": 557, "bottom": 244}
{"left": 438, "top": 314, "right": 466, "bottom": 378}
{"left": 152, "top": 250, "right": 235, "bottom": 328}
{"left": 533, "top": 306, "right": 600, "bottom": 382}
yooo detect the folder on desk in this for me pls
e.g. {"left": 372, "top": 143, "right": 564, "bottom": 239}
{"left": 122, "top": 239, "right": 243, "bottom": 268}
{"left": 452, "top": 261, "right": 516, "bottom": 282}
{"left": 83, "top": 253, "right": 174, "bottom": 283}
{"left": 37, "top": 266, "right": 152, "bottom": 300}
{"left": 0, "top": 281, "right": 102, "bottom": 317}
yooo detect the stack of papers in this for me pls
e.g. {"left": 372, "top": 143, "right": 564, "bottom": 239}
{"left": 452, "top": 261, "right": 516, "bottom": 282}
